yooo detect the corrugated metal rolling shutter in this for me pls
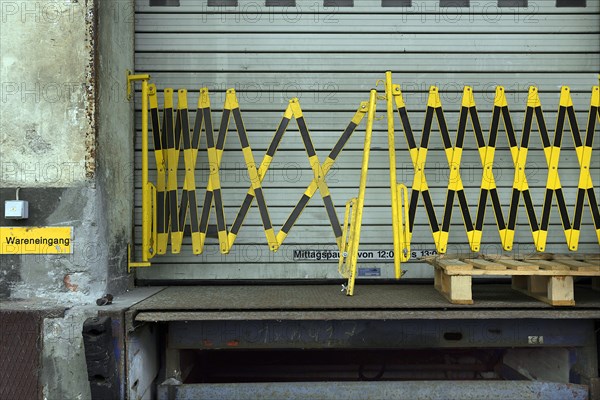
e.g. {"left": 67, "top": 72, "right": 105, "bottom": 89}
{"left": 134, "top": 0, "right": 600, "bottom": 280}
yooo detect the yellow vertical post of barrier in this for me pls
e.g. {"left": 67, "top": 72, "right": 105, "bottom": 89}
{"left": 385, "top": 71, "right": 402, "bottom": 279}
{"left": 346, "top": 89, "right": 377, "bottom": 296}
{"left": 127, "top": 72, "right": 156, "bottom": 269}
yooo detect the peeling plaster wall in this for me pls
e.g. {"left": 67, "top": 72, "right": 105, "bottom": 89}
{"left": 0, "top": 0, "right": 134, "bottom": 302}
{"left": 0, "top": 0, "right": 96, "bottom": 186}
{"left": 0, "top": 0, "right": 102, "bottom": 301}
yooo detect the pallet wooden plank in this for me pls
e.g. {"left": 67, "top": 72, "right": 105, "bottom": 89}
{"left": 569, "top": 253, "right": 600, "bottom": 262}
{"left": 556, "top": 259, "right": 600, "bottom": 272}
{"left": 536, "top": 260, "right": 571, "bottom": 271}
{"left": 571, "top": 255, "right": 598, "bottom": 263}
{"left": 434, "top": 259, "right": 473, "bottom": 272}
{"left": 521, "top": 253, "right": 573, "bottom": 261}
{"left": 462, "top": 258, "right": 507, "bottom": 271}
{"left": 496, "top": 259, "right": 539, "bottom": 271}
{"left": 443, "top": 269, "right": 600, "bottom": 277}
{"left": 521, "top": 253, "right": 600, "bottom": 262}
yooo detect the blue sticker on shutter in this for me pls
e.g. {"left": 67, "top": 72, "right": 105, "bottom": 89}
{"left": 358, "top": 268, "right": 381, "bottom": 277}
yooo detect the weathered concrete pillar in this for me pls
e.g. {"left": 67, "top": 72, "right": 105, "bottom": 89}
{"left": 1, "top": 1, "right": 135, "bottom": 398}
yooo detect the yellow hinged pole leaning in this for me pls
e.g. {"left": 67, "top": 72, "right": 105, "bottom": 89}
{"left": 343, "top": 89, "right": 377, "bottom": 296}
{"left": 385, "top": 71, "right": 403, "bottom": 279}
{"left": 127, "top": 71, "right": 157, "bottom": 270}
{"left": 384, "top": 71, "right": 412, "bottom": 277}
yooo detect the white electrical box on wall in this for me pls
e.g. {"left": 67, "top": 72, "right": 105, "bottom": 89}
{"left": 5, "top": 200, "right": 29, "bottom": 220}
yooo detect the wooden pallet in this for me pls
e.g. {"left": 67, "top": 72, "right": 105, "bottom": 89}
{"left": 518, "top": 253, "right": 600, "bottom": 293}
{"left": 427, "top": 255, "right": 600, "bottom": 306}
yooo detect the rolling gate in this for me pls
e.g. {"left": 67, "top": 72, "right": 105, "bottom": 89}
{"left": 126, "top": 1, "right": 600, "bottom": 399}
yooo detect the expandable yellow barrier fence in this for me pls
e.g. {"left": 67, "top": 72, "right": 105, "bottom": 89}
{"left": 127, "top": 71, "right": 600, "bottom": 287}
{"left": 130, "top": 77, "right": 370, "bottom": 265}
{"left": 392, "top": 78, "right": 600, "bottom": 255}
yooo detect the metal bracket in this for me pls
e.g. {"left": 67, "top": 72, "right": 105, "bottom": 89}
{"left": 127, "top": 70, "right": 151, "bottom": 101}
{"left": 128, "top": 244, "right": 151, "bottom": 273}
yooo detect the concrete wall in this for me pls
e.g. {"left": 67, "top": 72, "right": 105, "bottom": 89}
{"left": 1, "top": 2, "right": 134, "bottom": 397}
{"left": 95, "top": 0, "right": 135, "bottom": 297}
{"left": 0, "top": 0, "right": 95, "bottom": 187}
{"left": 0, "top": 0, "right": 134, "bottom": 302}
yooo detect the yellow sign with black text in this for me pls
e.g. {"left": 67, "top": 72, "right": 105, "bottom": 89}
{"left": 0, "top": 227, "right": 72, "bottom": 254}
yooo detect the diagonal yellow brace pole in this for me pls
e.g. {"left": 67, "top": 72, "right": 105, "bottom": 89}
{"left": 197, "top": 88, "right": 230, "bottom": 254}
{"left": 228, "top": 99, "right": 367, "bottom": 251}
{"left": 408, "top": 87, "right": 444, "bottom": 252}
{"left": 472, "top": 86, "right": 510, "bottom": 251}
{"left": 276, "top": 102, "right": 367, "bottom": 249}
{"left": 163, "top": 88, "right": 182, "bottom": 253}
{"left": 538, "top": 86, "right": 575, "bottom": 251}
{"left": 290, "top": 100, "right": 344, "bottom": 248}
{"left": 170, "top": 89, "right": 192, "bottom": 253}
{"left": 345, "top": 89, "right": 377, "bottom": 296}
{"left": 505, "top": 86, "right": 543, "bottom": 252}
{"left": 227, "top": 102, "right": 293, "bottom": 250}
{"left": 439, "top": 86, "right": 476, "bottom": 253}
{"left": 228, "top": 89, "right": 279, "bottom": 251}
